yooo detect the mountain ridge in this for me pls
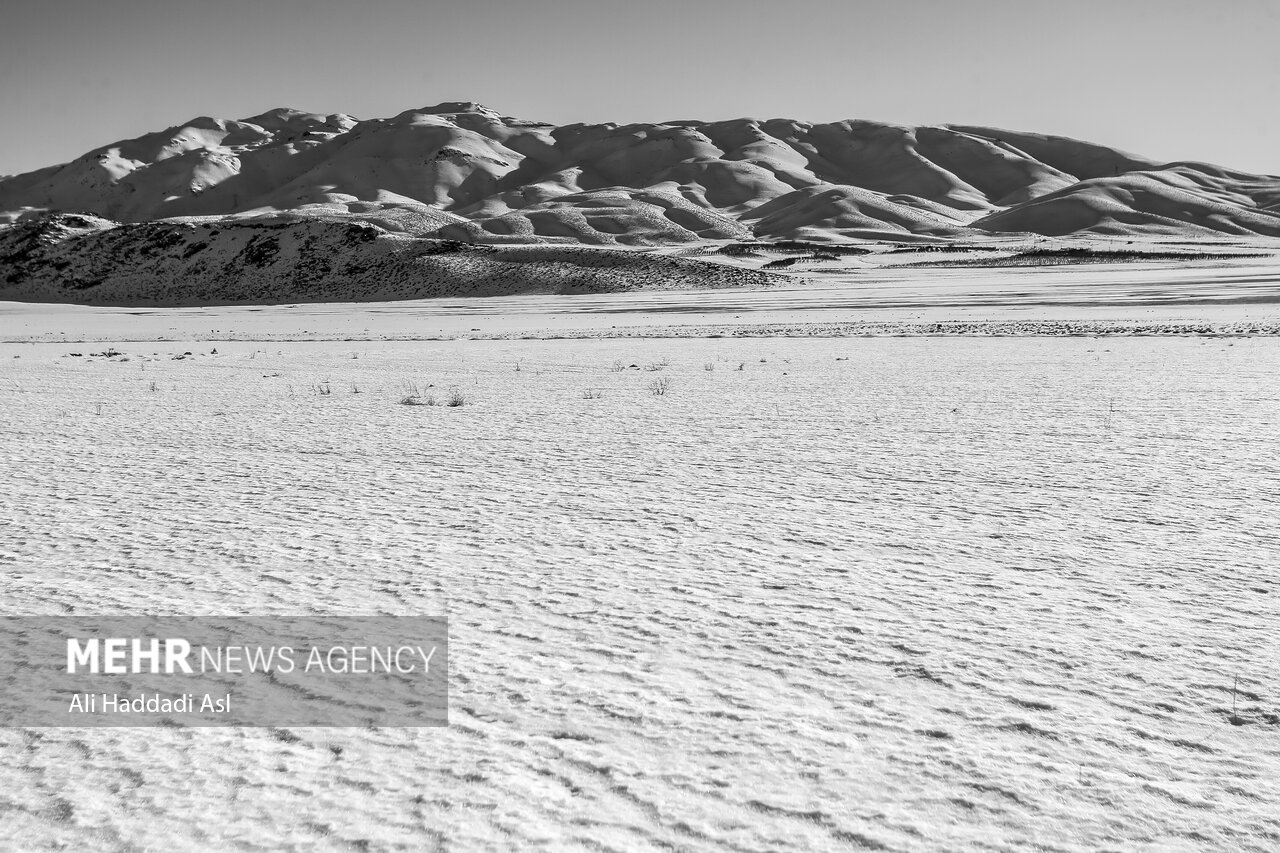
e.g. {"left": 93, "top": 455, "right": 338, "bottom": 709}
{"left": 2, "top": 102, "right": 1279, "bottom": 243}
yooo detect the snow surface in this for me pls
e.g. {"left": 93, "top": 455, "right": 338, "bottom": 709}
{"left": 2, "top": 332, "right": 1278, "bottom": 851}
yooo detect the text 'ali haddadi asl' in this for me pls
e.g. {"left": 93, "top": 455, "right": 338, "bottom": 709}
{"left": 68, "top": 692, "right": 231, "bottom": 714}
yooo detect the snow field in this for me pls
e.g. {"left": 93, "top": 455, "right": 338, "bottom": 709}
{"left": 1, "top": 336, "right": 1278, "bottom": 851}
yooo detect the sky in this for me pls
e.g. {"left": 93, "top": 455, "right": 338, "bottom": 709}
{"left": 2, "top": 0, "right": 1278, "bottom": 176}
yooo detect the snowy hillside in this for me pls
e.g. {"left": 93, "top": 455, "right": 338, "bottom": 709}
{"left": 3, "top": 102, "right": 1280, "bottom": 242}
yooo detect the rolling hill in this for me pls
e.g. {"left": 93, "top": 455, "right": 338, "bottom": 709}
{"left": 0, "top": 212, "right": 778, "bottom": 306}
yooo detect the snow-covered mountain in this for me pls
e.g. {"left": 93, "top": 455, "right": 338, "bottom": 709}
{"left": 4, "top": 102, "right": 1280, "bottom": 243}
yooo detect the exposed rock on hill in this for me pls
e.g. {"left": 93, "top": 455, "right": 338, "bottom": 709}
{"left": 0, "top": 213, "right": 779, "bottom": 306}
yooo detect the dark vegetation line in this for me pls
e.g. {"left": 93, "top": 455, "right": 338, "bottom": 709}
{"left": 897, "top": 248, "right": 1271, "bottom": 267}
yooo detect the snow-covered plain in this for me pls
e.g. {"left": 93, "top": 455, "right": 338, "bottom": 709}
{"left": 4, "top": 255, "right": 1280, "bottom": 344}
{"left": 2, "top": 327, "right": 1278, "bottom": 851}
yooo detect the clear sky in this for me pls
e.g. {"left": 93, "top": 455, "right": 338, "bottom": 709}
{"left": 3, "top": 0, "right": 1277, "bottom": 176}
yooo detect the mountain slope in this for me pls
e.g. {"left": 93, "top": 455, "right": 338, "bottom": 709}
{"left": 971, "top": 168, "right": 1280, "bottom": 237}
{"left": 1, "top": 102, "right": 1278, "bottom": 242}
